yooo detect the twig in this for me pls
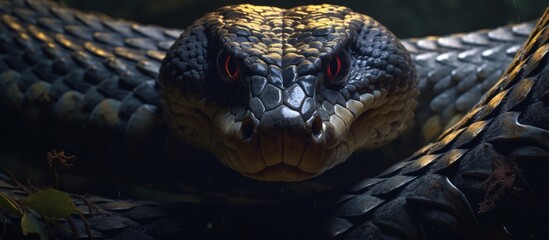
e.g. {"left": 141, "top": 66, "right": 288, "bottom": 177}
{"left": 67, "top": 217, "right": 78, "bottom": 240}
{"left": 73, "top": 195, "right": 94, "bottom": 239}
{"left": 47, "top": 150, "right": 76, "bottom": 189}
{"left": 75, "top": 195, "right": 96, "bottom": 216}
{"left": 78, "top": 212, "right": 92, "bottom": 240}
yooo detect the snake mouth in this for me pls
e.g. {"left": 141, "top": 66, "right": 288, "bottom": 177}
{"left": 213, "top": 105, "right": 331, "bottom": 182}
{"left": 209, "top": 87, "right": 417, "bottom": 182}
{"left": 160, "top": 82, "right": 417, "bottom": 182}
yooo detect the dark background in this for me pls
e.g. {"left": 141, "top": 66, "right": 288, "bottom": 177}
{"left": 60, "top": 0, "right": 547, "bottom": 39}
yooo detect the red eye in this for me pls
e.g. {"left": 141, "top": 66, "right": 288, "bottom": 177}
{"left": 326, "top": 55, "right": 342, "bottom": 81}
{"left": 217, "top": 50, "right": 241, "bottom": 83}
{"left": 324, "top": 54, "right": 348, "bottom": 85}
{"left": 224, "top": 55, "right": 240, "bottom": 81}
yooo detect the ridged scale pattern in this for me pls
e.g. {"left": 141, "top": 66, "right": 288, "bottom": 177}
{"left": 402, "top": 22, "right": 534, "bottom": 144}
{"left": 0, "top": 1, "right": 547, "bottom": 239}
{"left": 321, "top": 9, "right": 549, "bottom": 239}
{"left": 0, "top": 0, "right": 181, "bottom": 160}
{"left": 0, "top": 0, "right": 534, "bottom": 159}
{"left": 0, "top": 14, "right": 547, "bottom": 238}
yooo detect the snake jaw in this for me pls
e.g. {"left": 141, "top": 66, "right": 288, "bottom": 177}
{"left": 224, "top": 105, "right": 331, "bottom": 181}
{"left": 158, "top": 4, "right": 418, "bottom": 182}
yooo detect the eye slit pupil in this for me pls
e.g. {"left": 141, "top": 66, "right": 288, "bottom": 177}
{"left": 224, "top": 55, "right": 239, "bottom": 80}
{"left": 327, "top": 55, "right": 343, "bottom": 82}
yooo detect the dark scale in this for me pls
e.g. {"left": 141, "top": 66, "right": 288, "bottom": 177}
{"left": 300, "top": 97, "right": 316, "bottom": 120}
{"left": 156, "top": 40, "right": 175, "bottom": 51}
{"left": 13, "top": 8, "right": 38, "bottom": 24}
{"left": 37, "top": 17, "right": 64, "bottom": 33}
{"left": 124, "top": 37, "right": 158, "bottom": 50}
{"left": 5, "top": 51, "right": 30, "bottom": 72}
{"left": 17, "top": 69, "right": 40, "bottom": 90}
{"left": 54, "top": 33, "right": 82, "bottom": 51}
{"left": 49, "top": 77, "right": 73, "bottom": 100}
{"left": 84, "top": 64, "right": 112, "bottom": 84}
{"left": 136, "top": 59, "right": 161, "bottom": 78}
{"left": 146, "top": 49, "right": 166, "bottom": 61}
{"left": 64, "top": 24, "right": 94, "bottom": 40}
{"left": 298, "top": 74, "right": 318, "bottom": 97}
{"left": 282, "top": 65, "right": 297, "bottom": 86}
{"left": 62, "top": 69, "right": 89, "bottom": 91}
{"left": 114, "top": 46, "right": 145, "bottom": 62}
{"left": 132, "top": 80, "right": 159, "bottom": 105}
{"left": 103, "top": 56, "right": 128, "bottom": 75}
{"left": 250, "top": 75, "right": 267, "bottom": 96}
{"left": 52, "top": 57, "right": 76, "bottom": 75}
{"left": 81, "top": 86, "right": 106, "bottom": 111}
{"left": 74, "top": 11, "right": 104, "bottom": 31}
{"left": 453, "top": 66, "right": 479, "bottom": 91}
{"left": 249, "top": 61, "right": 269, "bottom": 77}
{"left": 283, "top": 83, "right": 306, "bottom": 110}
{"left": 22, "top": 45, "right": 45, "bottom": 64}
{"left": 96, "top": 76, "right": 130, "bottom": 100}
{"left": 119, "top": 93, "right": 145, "bottom": 120}
{"left": 258, "top": 84, "right": 283, "bottom": 110}
{"left": 249, "top": 96, "right": 266, "bottom": 118}
{"left": 93, "top": 32, "right": 125, "bottom": 46}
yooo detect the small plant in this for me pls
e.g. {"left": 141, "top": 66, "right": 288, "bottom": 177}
{"left": 0, "top": 150, "right": 82, "bottom": 240}
{"left": 47, "top": 150, "right": 76, "bottom": 189}
{"left": 0, "top": 188, "right": 80, "bottom": 240}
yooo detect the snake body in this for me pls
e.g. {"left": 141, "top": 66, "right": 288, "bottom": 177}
{"left": 0, "top": 0, "right": 547, "bottom": 239}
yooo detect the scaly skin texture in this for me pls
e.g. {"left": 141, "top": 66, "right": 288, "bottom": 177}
{"left": 0, "top": 6, "right": 546, "bottom": 240}
{"left": 0, "top": 0, "right": 547, "bottom": 239}
{"left": 0, "top": 0, "right": 537, "bottom": 201}
{"left": 321, "top": 9, "right": 549, "bottom": 239}
{"left": 0, "top": 0, "right": 533, "bottom": 184}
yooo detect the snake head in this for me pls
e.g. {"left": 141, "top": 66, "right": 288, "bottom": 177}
{"left": 158, "top": 4, "right": 418, "bottom": 182}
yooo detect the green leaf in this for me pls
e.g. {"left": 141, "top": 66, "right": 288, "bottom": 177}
{"left": 24, "top": 189, "right": 79, "bottom": 218}
{"left": 0, "top": 191, "right": 22, "bottom": 215}
{"left": 21, "top": 211, "right": 48, "bottom": 240}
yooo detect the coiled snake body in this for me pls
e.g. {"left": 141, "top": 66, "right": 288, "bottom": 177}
{"left": 0, "top": 0, "right": 547, "bottom": 239}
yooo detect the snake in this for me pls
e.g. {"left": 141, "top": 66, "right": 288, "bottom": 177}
{"left": 0, "top": 0, "right": 547, "bottom": 239}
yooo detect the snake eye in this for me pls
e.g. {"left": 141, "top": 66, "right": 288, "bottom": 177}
{"left": 324, "top": 53, "right": 350, "bottom": 86}
{"left": 217, "top": 50, "right": 240, "bottom": 82}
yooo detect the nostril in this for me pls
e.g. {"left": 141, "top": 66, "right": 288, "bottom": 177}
{"left": 311, "top": 115, "right": 323, "bottom": 139}
{"left": 240, "top": 115, "right": 256, "bottom": 140}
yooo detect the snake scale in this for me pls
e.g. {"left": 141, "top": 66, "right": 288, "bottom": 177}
{"left": 0, "top": 0, "right": 547, "bottom": 239}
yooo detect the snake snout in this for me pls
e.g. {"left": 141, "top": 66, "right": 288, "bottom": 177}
{"left": 237, "top": 105, "right": 328, "bottom": 181}
{"left": 240, "top": 108, "right": 324, "bottom": 143}
{"left": 240, "top": 109, "right": 324, "bottom": 141}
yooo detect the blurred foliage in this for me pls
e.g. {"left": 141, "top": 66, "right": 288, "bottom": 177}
{"left": 60, "top": 0, "right": 547, "bottom": 38}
